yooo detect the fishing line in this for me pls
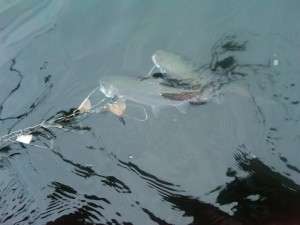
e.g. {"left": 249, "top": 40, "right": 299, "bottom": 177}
{"left": 0, "top": 81, "right": 151, "bottom": 149}
{"left": 147, "top": 65, "right": 157, "bottom": 76}
{"left": 139, "top": 64, "right": 158, "bottom": 80}
{"left": 123, "top": 103, "right": 149, "bottom": 122}
{"left": 0, "top": 86, "right": 108, "bottom": 149}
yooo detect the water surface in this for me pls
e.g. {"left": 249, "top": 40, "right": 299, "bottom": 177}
{"left": 0, "top": 1, "right": 300, "bottom": 224}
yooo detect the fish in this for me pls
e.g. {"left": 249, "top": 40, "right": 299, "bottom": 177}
{"left": 152, "top": 50, "right": 200, "bottom": 79}
{"left": 147, "top": 49, "right": 253, "bottom": 104}
{"left": 99, "top": 51, "right": 251, "bottom": 116}
{"left": 146, "top": 49, "right": 228, "bottom": 104}
{"left": 149, "top": 49, "right": 214, "bottom": 90}
{"left": 99, "top": 76, "right": 192, "bottom": 115}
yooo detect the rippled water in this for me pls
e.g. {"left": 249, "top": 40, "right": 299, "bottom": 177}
{"left": 1, "top": 1, "right": 300, "bottom": 225}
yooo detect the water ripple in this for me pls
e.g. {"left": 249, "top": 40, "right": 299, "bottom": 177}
{"left": 0, "top": 158, "right": 39, "bottom": 225}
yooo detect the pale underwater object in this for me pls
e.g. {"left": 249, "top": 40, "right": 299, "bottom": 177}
{"left": 98, "top": 51, "right": 254, "bottom": 116}
{"left": 149, "top": 49, "right": 252, "bottom": 89}
{"left": 152, "top": 50, "right": 200, "bottom": 79}
{"left": 99, "top": 76, "right": 191, "bottom": 115}
{"left": 146, "top": 49, "right": 254, "bottom": 104}
{"left": 147, "top": 49, "right": 213, "bottom": 90}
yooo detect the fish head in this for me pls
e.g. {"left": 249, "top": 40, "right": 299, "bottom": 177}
{"left": 152, "top": 50, "right": 184, "bottom": 74}
{"left": 152, "top": 49, "right": 201, "bottom": 84}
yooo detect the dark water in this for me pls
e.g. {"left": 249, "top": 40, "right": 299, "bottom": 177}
{"left": 1, "top": 1, "right": 300, "bottom": 224}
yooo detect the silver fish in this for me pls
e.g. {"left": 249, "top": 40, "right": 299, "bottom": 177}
{"left": 99, "top": 51, "right": 248, "bottom": 116}
{"left": 150, "top": 50, "right": 249, "bottom": 103}
{"left": 99, "top": 76, "right": 194, "bottom": 115}
{"left": 150, "top": 49, "right": 213, "bottom": 90}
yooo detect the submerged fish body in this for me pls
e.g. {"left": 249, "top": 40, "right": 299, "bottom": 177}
{"left": 99, "top": 76, "right": 191, "bottom": 115}
{"left": 150, "top": 49, "right": 245, "bottom": 104}
{"left": 152, "top": 50, "right": 199, "bottom": 80}
{"left": 151, "top": 50, "right": 212, "bottom": 89}
{"left": 99, "top": 51, "right": 244, "bottom": 116}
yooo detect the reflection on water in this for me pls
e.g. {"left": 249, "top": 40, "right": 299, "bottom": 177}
{"left": 2, "top": 148, "right": 300, "bottom": 224}
{"left": 0, "top": 158, "right": 39, "bottom": 224}
{"left": 42, "top": 181, "right": 110, "bottom": 223}
{"left": 52, "top": 149, "right": 131, "bottom": 194}
{"left": 0, "top": 1, "right": 300, "bottom": 225}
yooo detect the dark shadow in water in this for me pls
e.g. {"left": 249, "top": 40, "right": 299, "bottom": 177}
{"left": 208, "top": 34, "right": 274, "bottom": 86}
{"left": 140, "top": 207, "right": 173, "bottom": 225}
{"left": 48, "top": 210, "right": 134, "bottom": 225}
{"left": 163, "top": 151, "right": 300, "bottom": 225}
{"left": 117, "top": 150, "right": 300, "bottom": 225}
{"left": 3, "top": 142, "right": 300, "bottom": 224}
{"left": 118, "top": 160, "right": 241, "bottom": 225}
{"left": 215, "top": 148, "right": 300, "bottom": 225}
{"left": 40, "top": 181, "right": 110, "bottom": 224}
{"left": 117, "top": 160, "right": 183, "bottom": 194}
{"left": 199, "top": 34, "right": 271, "bottom": 126}
{"left": 41, "top": 153, "right": 182, "bottom": 225}
{"left": 42, "top": 180, "right": 135, "bottom": 225}
{"left": 210, "top": 34, "right": 247, "bottom": 74}
{"left": 163, "top": 195, "right": 242, "bottom": 225}
{"left": 47, "top": 209, "right": 95, "bottom": 225}
{"left": 0, "top": 158, "right": 40, "bottom": 225}
{"left": 51, "top": 149, "right": 131, "bottom": 194}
